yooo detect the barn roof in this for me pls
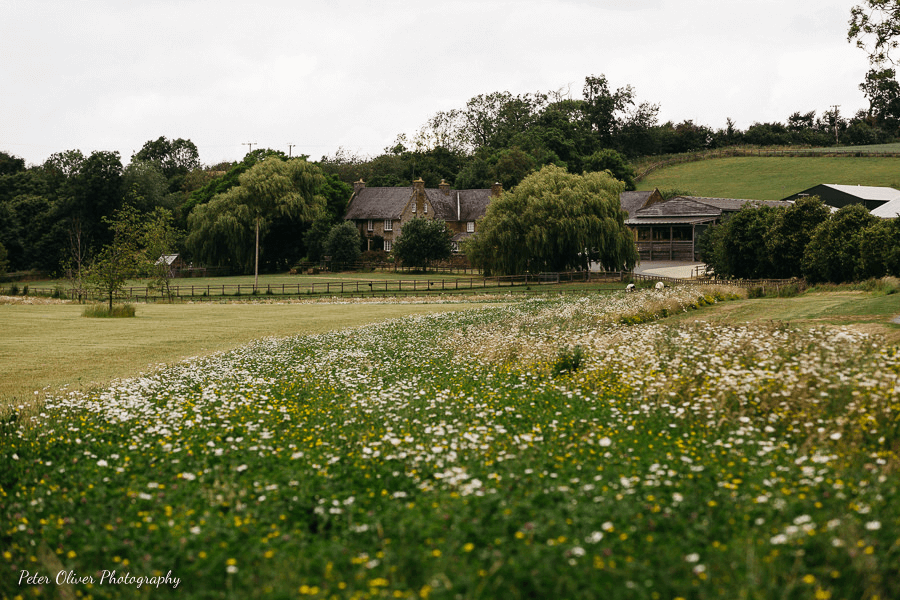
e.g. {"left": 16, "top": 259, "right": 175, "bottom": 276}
{"left": 871, "top": 197, "right": 900, "bottom": 218}
{"left": 619, "top": 190, "right": 657, "bottom": 218}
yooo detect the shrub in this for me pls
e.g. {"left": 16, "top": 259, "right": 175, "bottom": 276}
{"left": 552, "top": 345, "right": 585, "bottom": 375}
{"left": 21, "top": 284, "right": 28, "bottom": 296}
{"left": 8, "top": 283, "right": 18, "bottom": 296}
{"left": 82, "top": 304, "right": 137, "bottom": 318}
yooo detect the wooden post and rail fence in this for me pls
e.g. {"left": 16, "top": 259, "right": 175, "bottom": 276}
{"left": 11, "top": 269, "right": 799, "bottom": 302}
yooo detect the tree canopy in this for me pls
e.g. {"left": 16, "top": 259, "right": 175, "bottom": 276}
{"left": 392, "top": 217, "right": 452, "bottom": 271}
{"left": 465, "top": 165, "right": 637, "bottom": 275}
{"left": 186, "top": 157, "right": 325, "bottom": 281}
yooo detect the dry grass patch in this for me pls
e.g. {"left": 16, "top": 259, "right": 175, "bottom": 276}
{"left": 0, "top": 300, "right": 489, "bottom": 411}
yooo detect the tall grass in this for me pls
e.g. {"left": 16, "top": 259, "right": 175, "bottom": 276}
{"left": 2, "top": 288, "right": 896, "bottom": 599}
{"left": 81, "top": 304, "right": 137, "bottom": 318}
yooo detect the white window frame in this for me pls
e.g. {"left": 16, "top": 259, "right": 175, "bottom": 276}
{"left": 424, "top": 202, "right": 428, "bottom": 214}
{"left": 467, "top": 221, "right": 475, "bottom": 233}
{"left": 412, "top": 202, "right": 416, "bottom": 213}
{"left": 383, "top": 239, "right": 392, "bottom": 252}
{"left": 367, "top": 219, "right": 373, "bottom": 231}
{"left": 384, "top": 219, "right": 393, "bottom": 231}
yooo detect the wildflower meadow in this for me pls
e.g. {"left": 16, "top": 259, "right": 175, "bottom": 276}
{"left": 2, "top": 287, "right": 898, "bottom": 599}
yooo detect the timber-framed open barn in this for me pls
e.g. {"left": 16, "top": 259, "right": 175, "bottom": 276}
{"left": 621, "top": 190, "right": 792, "bottom": 261}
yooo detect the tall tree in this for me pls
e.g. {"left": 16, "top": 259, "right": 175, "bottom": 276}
{"left": 766, "top": 196, "right": 832, "bottom": 279}
{"left": 465, "top": 165, "right": 636, "bottom": 274}
{"left": 85, "top": 206, "right": 146, "bottom": 312}
{"left": 132, "top": 137, "right": 201, "bottom": 192}
{"left": 859, "top": 67, "right": 900, "bottom": 132}
{"left": 187, "top": 157, "right": 325, "bottom": 286}
{"left": 849, "top": 1, "right": 900, "bottom": 65}
{"left": 392, "top": 217, "right": 452, "bottom": 271}
{"left": 324, "top": 221, "right": 361, "bottom": 269}
{"left": 802, "top": 204, "right": 880, "bottom": 283}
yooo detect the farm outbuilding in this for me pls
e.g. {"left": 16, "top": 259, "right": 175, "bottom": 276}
{"left": 782, "top": 184, "right": 900, "bottom": 211}
{"left": 622, "top": 192, "right": 792, "bottom": 261}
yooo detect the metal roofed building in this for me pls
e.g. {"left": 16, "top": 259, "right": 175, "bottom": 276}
{"left": 782, "top": 184, "right": 900, "bottom": 211}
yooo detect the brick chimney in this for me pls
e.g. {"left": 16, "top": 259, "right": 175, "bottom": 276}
{"left": 353, "top": 179, "right": 366, "bottom": 194}
{"left": 439, "top": 179, "right": 450, "bottom": 195}
{"left": 491, "top": 182, "right": 502, "bottom": 197}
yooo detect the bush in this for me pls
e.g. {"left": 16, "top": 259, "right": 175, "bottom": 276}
{"left": 82, "top": 304, "right": 137, "bottom": 318}
{"left": 552, "top": 345, "right": 585, "bottom": 376}
{"left": 8, "top": 284, "right": 18, "bottom": 296}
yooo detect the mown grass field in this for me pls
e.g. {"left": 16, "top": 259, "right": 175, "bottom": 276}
{"left": 0, "top": 299, "right": 495, "bottom": 409}
{"left": 637, "top": 156, "right": 900, "bottom": 200}
{"left": 2, "top": 287, "right": 899, "bottom": 599}
{"left": 18, "top": 271, "right": 485, "bottom": 293}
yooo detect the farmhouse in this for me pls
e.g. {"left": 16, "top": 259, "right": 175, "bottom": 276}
{"left": 782, "top": 184, "right": 900, "bottom": 212}
{"left": 622, "top": 191, "right": 791, "bottom": 261}
{"left": 344, "top": 179, "right": 500, "bottom": 252}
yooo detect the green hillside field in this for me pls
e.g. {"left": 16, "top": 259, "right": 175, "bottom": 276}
{"left": 637, "top": 155, "right": 900, "bottom": 200}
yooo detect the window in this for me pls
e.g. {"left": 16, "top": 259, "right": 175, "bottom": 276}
{"left": 383, "top": 240, "right": 392, "bottom": 252}
{"left": 424, "top": 202, "right": 428, "bottom": 213}
{"left": 412, "top": 202, "right": 416, "bottom": 213}
{"left": 384, "top": 219, "right": 393, "bottom": 231}
{"left": 467, "top": 221, "right": 475, "bottom": 233}
{"left": 367, "top": 220, "right": 373, "bottom": 231}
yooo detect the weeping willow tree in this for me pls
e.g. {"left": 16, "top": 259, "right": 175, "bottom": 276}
{"left": 464, "top": 165, "right": 637, "bottom": 275}
{"left": 187, "top": 157, "right": 325, "bottom": 286}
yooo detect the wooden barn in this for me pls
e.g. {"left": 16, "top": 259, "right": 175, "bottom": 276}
{"left": 623, "top": 192, "right": 792, "bottom": 261}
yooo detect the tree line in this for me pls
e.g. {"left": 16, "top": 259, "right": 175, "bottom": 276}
{"left": 699, "top": 196, "right": 900, "bottom": 283}
{"left": 3, "top": 59, "right": 900, "bottom": 280}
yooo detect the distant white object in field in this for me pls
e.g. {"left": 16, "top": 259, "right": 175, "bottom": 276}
{"left": 655, "top": 281, "right": 665, "bottom": 290}
{"left": 625, "top": 283, "right": 636, "bottom": 292}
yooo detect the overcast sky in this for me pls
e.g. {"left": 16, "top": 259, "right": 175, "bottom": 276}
{"left": 1, "top": 0, "right": 870, "bottom": 167}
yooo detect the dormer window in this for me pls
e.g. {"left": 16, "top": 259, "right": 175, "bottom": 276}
{"left": 467, "top": 221, "right": 475, "bottom": 233}
{"left": 367, "top": 220, "right": 373, "bottom": 231}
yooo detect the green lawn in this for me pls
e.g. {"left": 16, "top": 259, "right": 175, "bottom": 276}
{"left": 637, "top": 156, "right": 900, "bottom": 200}
{"left": 672, "top": 290, "right": 900, "bottom": 344}
{"left": 16, "top": 269, "right": 484, "bottom": 292}
{"left": 0, "top": 300, "right": 490, "bottom": 409}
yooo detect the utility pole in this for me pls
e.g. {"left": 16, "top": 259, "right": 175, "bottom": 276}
{"left": 829, "top": 105, "right": 840, "bottom": 144}
{"left": 242, "top": 142, "right": 257, "bottom": 156}
{"left": 287, "top": 144, "right": 295, "bottom": 158}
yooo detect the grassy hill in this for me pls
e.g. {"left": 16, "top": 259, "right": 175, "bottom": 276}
{"left": 636, "top": 155, "right": 900, "bottom": 200}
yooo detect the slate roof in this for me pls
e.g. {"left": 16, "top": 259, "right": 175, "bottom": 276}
{"left": 344, "top": 187, "right": 412, "bottom": 220}
{"left": 627, "top": 196, "right": 792, "bottom": 226}
{"left": 426, "top": 189, "right": 492, "bottom": 222}
{"left": 682, "top": 197, "right": 793, "bottom": 211}
{"left": 344, "top": 186, "right": 493, "bottom": 222}
{"left": 633, "top": 197, "right": 722, "bottom": 218}
{"left": 619, "top": 190, "right": 656, "bottom": 218}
